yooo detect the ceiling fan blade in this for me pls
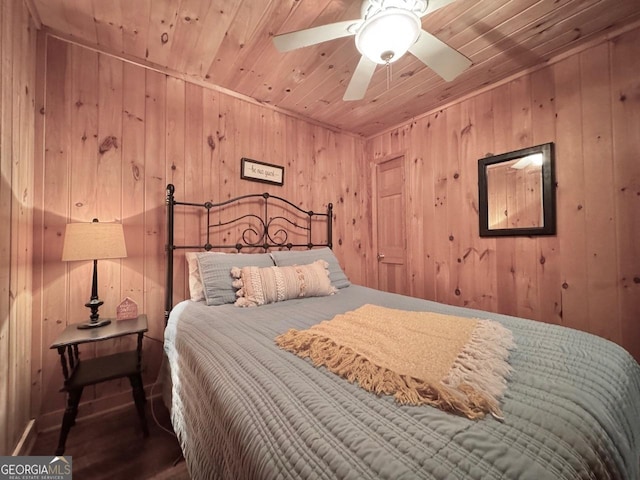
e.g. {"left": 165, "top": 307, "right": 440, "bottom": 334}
{"left": 343, "top": 56, "right": 377, "bottom": 101}
{"left": 408, "top": 30, "right": 472, "bottom": 81}
{"left": 273, "top": 20, "right": 357, "bottom": 52}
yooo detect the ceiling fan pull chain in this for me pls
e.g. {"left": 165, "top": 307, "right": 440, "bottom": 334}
{"left": 386, "top": 62, "right": 390, "bottom": 90}
{"left": 380, "top": 50, "right": 394, "bottom": 91}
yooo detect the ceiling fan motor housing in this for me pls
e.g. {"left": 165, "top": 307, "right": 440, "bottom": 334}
{"left": 360, "top": 0, "right": 429, "bottom": 18}
{"left": 356, "top": 0, "right": 424, "bottom": 64}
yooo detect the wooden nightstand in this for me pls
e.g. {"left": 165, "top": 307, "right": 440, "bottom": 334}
{"left": 50, "top": 315, "right": 150, "bottom": 455}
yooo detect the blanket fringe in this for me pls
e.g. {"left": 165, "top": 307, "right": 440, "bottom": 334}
{"left": 276, "top": 327, "right": 511, "bottom": 420}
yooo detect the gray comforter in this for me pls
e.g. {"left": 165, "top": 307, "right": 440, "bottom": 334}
{"left": 164, "top": 285, "right": 640, "bottom": 480}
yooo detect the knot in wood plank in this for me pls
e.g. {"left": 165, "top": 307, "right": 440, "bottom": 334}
{"left": 99, "top": 136, "right": 119, "bottom": 154}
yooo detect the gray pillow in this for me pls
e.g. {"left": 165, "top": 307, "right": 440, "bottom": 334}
{"left": 196, "top": 252, "right": 274, "bottom": 306}
{"left": 270, "top": 247, "right": 351, "bottom": 289}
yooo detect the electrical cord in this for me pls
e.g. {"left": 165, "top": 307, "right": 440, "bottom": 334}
{"left": 143, "top": 334, "right": 177, "bottom": 438}
{"left": 144, "top": 334, "right": 186, "bottom": 468}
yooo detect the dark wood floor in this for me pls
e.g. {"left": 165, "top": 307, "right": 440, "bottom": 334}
{"left": 30, "top": 397, "right": 189, "bottom": 480}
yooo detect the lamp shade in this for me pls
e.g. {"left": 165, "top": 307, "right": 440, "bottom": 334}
{"left": 355, "top": 8, "right": 421, "bottom": 64}
{"left": 62, "top": 219, "right": 127, "bottom": 262}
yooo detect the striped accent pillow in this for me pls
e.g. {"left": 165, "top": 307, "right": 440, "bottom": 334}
{"left": 231, "top": 260, "right": 336, "bottom": 307}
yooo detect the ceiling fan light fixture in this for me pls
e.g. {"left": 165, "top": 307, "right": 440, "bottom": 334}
{"left": 355, "top": 8, "right": 421, "bottom": 65}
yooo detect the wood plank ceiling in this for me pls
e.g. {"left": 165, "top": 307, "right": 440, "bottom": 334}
{"left": 30, "top": 0, "right": 640, "bottom": 137}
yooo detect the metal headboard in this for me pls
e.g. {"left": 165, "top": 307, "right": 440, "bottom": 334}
{"left": 164, "top": 183, "right": 333, "bottom": 324}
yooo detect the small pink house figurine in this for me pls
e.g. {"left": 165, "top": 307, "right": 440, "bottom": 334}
{"left": 116, "top": 297, "right": 138, "bottom": 320}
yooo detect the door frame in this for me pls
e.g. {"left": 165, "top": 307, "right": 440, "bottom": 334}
{"left": 370, "top": 151, "right": 409, "bottom": 291}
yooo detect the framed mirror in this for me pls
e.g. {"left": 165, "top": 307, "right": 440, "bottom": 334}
{"left": 478, "top": 142, "right": 556, "bottom": 237}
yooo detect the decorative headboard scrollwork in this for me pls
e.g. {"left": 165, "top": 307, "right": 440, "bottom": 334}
{"left": 164, "top": 184, "right": 333, "bottom": 323}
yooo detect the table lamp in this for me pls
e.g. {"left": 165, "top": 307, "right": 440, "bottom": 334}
{"left": 62, "top": 218, "right": 128, "bottom": 329}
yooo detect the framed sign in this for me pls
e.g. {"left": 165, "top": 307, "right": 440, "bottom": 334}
{"left": 241, "top": 158, "right": 284, "bottom": 186}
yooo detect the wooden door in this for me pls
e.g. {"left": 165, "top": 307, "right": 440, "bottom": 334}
{"left": 375, "top": 156, "right": 407, "bottom": 294}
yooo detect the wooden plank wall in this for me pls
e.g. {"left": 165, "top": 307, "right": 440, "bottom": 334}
{"left": 366, "top": 26, "right": 640, "bottom": 362}
{"left": 31, "top": 35, "right": 369, "bottom": 429}
{"left": 0, "top": 0, "right": 37, "bottom": 455}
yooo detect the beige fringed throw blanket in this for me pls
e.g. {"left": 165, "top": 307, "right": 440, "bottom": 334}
{"left": 276, "top": 304, "right": 515, "bottom": 420}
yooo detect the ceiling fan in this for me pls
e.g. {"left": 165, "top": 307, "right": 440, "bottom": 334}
{"left": 272, "top": 0, "right": 472, "bottom": 101}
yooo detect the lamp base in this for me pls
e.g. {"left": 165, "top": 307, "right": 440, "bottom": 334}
{"left": 77, "top": 318, "right": 112, "bottom": 330}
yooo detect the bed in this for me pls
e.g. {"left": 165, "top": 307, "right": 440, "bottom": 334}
{"left": 163, "top": 184, "right": 640, "bottom": 480}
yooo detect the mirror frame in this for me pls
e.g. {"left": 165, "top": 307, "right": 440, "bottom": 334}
{"left": 478, "top": 142, "right": 556, "bottom": 237}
